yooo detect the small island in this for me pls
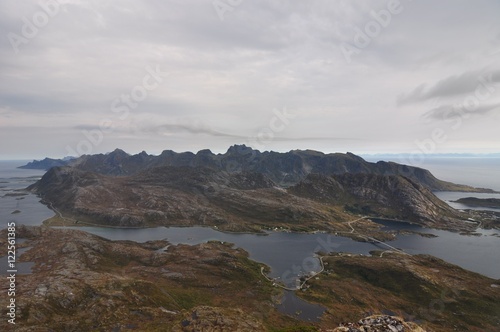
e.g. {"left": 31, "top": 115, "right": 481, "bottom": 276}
{"left": 453, "top": 197, "right": 500, "bottom": 209}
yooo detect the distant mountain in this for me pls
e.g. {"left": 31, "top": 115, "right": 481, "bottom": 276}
{"left": 361, "top": 152, "right": 500, "bottom": 160}
{"left": 61, "top": 145, "right": 493, "bottom": 192}
{"left": 29, "top": 150, "right": 476, "bottom": 231}
{"left": 31, "top": 165, "right": 456, "bottom": 229}
{"left": 18, "top": 157, "right": 74, "bottom": 170}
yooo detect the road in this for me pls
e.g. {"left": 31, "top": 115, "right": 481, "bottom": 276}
{"left": 260, "top": 255, "right": 325, "bottom": 291}
{"left": 343, "top": 216, "right": 409, "bottom": 256}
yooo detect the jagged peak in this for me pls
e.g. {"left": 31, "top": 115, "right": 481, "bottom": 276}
{"left": 19, "top": 145, "right": 494, "bottom": 193}
{"left": 226, "top": 144, "right": 256, "bottom": 155}
{"left": 107, "top": 148, "right": 129, "bottom": 156}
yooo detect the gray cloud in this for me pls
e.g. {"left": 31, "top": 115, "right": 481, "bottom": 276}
{"left": 422, "top": 103, "right": 500, "bottom": 121}
{"left": 149, "top": 123, "right": 358, "bottom": 142}
{"left": 398, "top": 69, "right": 500, "bottom": 105}
{"left": 1, "top": 0, "right": 500, "bottom": 158}
{"left": 154, "top": 123, "right": 245, "bottom": 139}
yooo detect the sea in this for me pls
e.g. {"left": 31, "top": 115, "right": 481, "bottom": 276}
{"left": 362, "top": 155, "right": 500, "bottom": 192}
{"left": 1, "top": 158, "right": 499, "bottom": 321}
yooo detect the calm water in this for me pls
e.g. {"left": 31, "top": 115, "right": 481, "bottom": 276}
{"left": 1, "top": 159, "right": 499, "bottom": 321}
{"left": 0, "top": 161, "right": 54, "bottom": 228}
{"left": 69, "top": 224, "right": 500, "bottom": 280}
{"left": 63, "top": 223, "right": 499, "bottom": 321}
{"left": 420, "top": 157, "right": 500, "bottom": 192}
{"left": 434, "top": 191, "right": 500, "bottom": 212}
{"left": 363, "top": 156, "right": 500, "bottom": 192}
{"left": 64, "top": 226, "right": 381, "bottom": 281}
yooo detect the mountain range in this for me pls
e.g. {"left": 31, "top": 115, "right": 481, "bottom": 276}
{"left": 27, "top": 145, "right": 490, "bottom": 232}
{"left": 22, "top": 145, "right": 493, "bottom": 191}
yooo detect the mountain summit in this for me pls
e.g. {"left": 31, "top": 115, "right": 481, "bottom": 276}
{"left": 27, "top": 146, "right": 485, "bottom": 232}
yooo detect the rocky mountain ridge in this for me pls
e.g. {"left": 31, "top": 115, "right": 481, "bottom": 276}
{"left": 30, "top": 161, "right": 471, "bottom": 231}
{"left": 21, "top": 145, "right": 494, "bottom": 192}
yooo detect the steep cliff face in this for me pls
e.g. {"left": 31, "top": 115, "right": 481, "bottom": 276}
{"left": 29, "top": 166, "right": 102, "bottom": 211}
{"left": 288, "top": 173, "right": 466, "bottom": 227}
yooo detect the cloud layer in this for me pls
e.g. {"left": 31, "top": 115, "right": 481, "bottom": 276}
{"left": 1, "top": 0, "right": 500, "bottom": 158}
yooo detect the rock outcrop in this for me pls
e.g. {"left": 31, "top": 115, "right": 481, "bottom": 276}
{"left": 332, "top": 315, "right": 425, "bottom": 332}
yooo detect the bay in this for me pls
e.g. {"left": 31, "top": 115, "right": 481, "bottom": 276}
{"left": 0, "top": 159, "right": 499, "bottom": 321}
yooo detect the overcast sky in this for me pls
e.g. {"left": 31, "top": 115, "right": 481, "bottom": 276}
{"left": 1, "top": 0, "right": 499, "bottom": 159}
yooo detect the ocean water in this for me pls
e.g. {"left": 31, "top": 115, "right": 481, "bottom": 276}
{"left": 434, "top": 191, "right": 500, "bottom": 213}
{"left": 363, "top": 156, "right": 500, "bottom": 192}
{"left": 0, "top": 161, "right": 54, "bottom": 228}
{"left": 420, "top": 157, "right": 500, "bottom": 192}
{"left": 0, "top": 160, "right": 49, "bottom": 181}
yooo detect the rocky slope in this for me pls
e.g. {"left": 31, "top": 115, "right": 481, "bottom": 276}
{"left": 29, "top": 163, "right": 472, "bottom": 232}
{"left": 289, "top": 173, "right": 467, "bottom": 229}
{"left": 301, "top": 251, "right": 500, "bottom": 332}
{"left": 2, "top": 226, "right": 498, "bottom": 331}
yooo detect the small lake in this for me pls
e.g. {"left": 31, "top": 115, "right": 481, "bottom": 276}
{"left": 1, "top": 161, "right": 499, "bottom": 322}
{"left": 0, "top": 246, "right": 35, "bottom": 275}
{"left": 69, "top": 224, "right": 500, "bottom": 281}
{"left": 62, "top": 222, "right": 499, "bottom": 321}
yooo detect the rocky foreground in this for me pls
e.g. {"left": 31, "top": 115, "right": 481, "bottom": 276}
{"left": 1, "top": 226, "right": 499, "bottom": 331}
{"left": 332, "top": 315, "right": 425, "bottom": 331}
